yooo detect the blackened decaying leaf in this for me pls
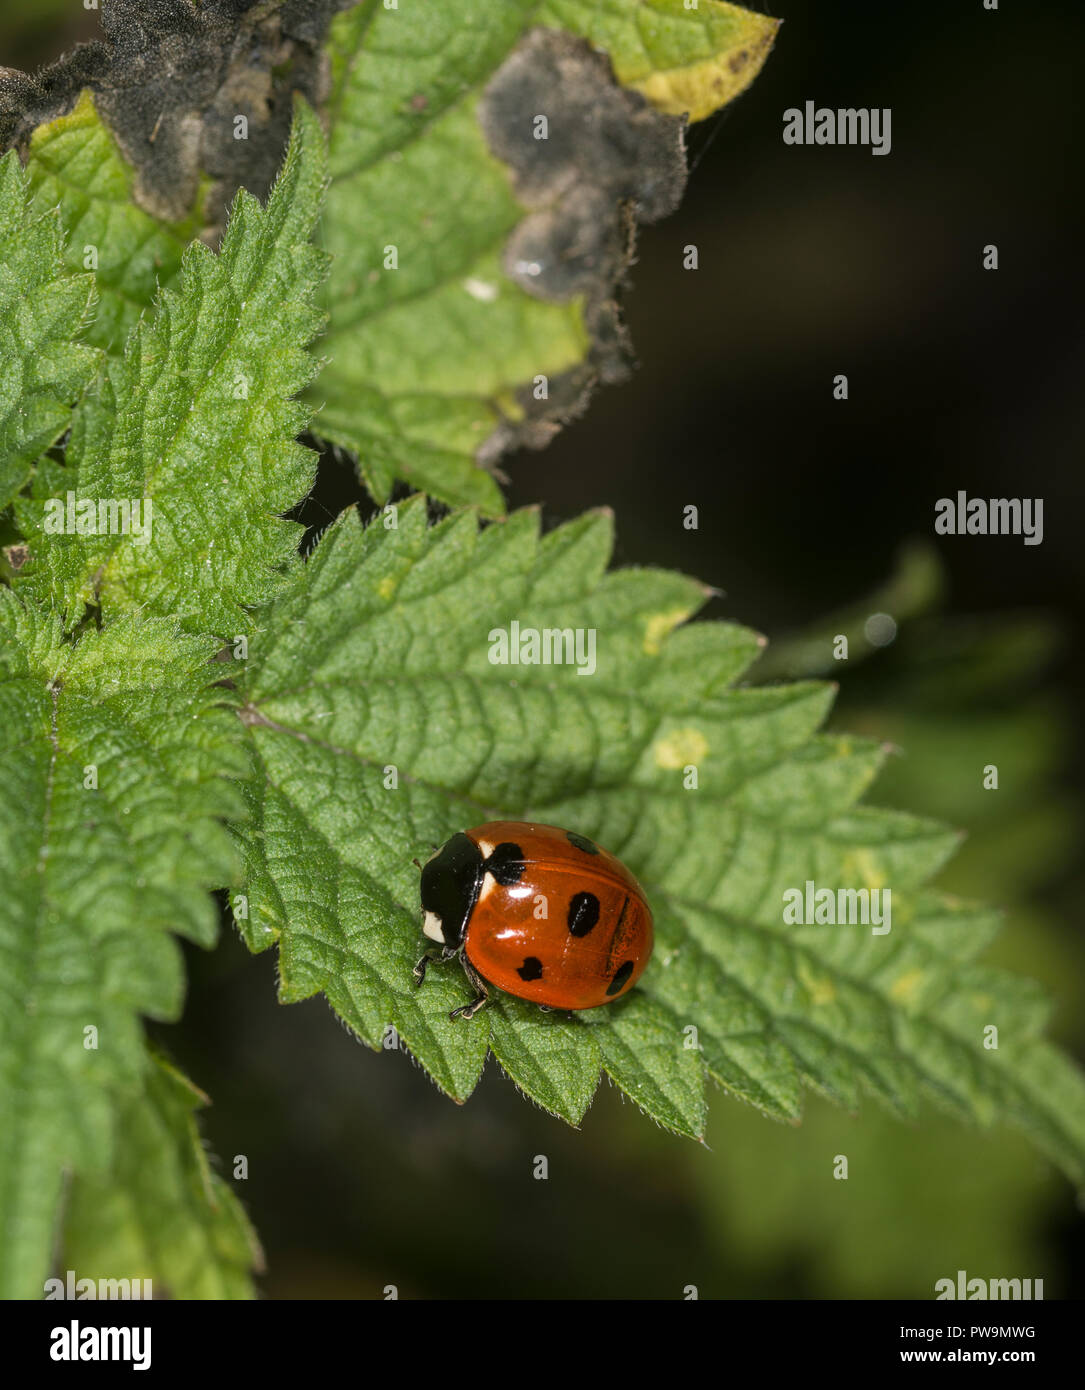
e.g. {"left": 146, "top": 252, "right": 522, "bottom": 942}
{"left": 477, "top": 28, "right": 688, "bottom": 460}
{"left": 0, "top": 0, "right": 351, "bottom": 232}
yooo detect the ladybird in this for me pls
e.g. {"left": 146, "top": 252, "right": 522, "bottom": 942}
{"left": 413, "top": 821, "right": 654, "bottom": 1020}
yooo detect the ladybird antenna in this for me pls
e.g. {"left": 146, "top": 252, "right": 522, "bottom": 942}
{"left": 412, "top": 857, "right": 422, "bottom": 870}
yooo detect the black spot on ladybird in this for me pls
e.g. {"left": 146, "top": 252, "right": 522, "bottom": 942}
{"left": 566, "top": 830, "right": 599, "bottom": 855}
{"left": 486, "top": 841, "right": 525, "bottom": 885}
{"left": 517, "top": 956, "right": 544, "bottom": 982}
{"left": 567, "top": 890, "right": 600, "bottom": 937}
{"left": 606, "top": 960, "right": 635, "bottom": 995}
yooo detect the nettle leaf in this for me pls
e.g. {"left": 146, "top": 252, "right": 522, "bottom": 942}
{"left": 231, "top": 497, "right": 1085, "bottom": 1175}
{"left": 315, "top": 0, "right": 778, "bottom": 512}
{"left": 25, "top": 90, "right": 198, "bottom": 358}
{"left": 62, "top": 1055, "right": 261, "bottom": 1300}
{"left": 0, "top": 588, "right": 248, "bottom": 1298}
{"left": 0, "top": 150, "right": 99, "bottom": 509}
{"left": 2, "top": 3, "right": 1080, "bottom": 1299}
{"left": 15, "top": 97, "right": 328, "bottom": 637}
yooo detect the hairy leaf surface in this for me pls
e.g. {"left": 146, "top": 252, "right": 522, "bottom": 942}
{"left": 62, "top": 1056, "right": 261, "bottom": 1300}
{"left": 0, "top": 590, "right": 246, "bottom": 1297}
{"left": 16, "top": 99, "right": 328, "bottom": 636}
{"left": 232, "top": 498, "right": 1085, "bottom": 1178}
{"left": 0, "top": 151, "right": 99, "bottom": 509}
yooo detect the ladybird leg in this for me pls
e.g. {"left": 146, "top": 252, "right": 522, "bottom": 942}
{"left": 414, "top": 944, "right": 461, "bottom": 987}
{"left": 413, "top": 946, "right": 443, "bottom": 986}
{"left": 449, "top": 990, "right": 489, "bottom": 1021}
{"left": 449, "top": 957, "right": 491, "bottom": 1021}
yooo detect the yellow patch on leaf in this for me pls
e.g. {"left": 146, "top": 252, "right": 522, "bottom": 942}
{"left": 629, "top": 6, "right": 781, "bottom": 124}
{"left": 841, "top": 848, "right": 886, "bottom": 892}
{"left": 889, "top": 969, "right": 925, "bottom": 1007}
{"left": 798, "top": 959, "right": 836, "bottom": 1007}
{"left": 643, "top": 607, "right": 690, "bottom": 655}
{"left": 653, "top": 726, "right": 709, "bottom": 769}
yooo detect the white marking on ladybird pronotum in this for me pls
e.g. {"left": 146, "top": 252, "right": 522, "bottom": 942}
{"left": 423, "top": 911, "right": 446, "bottom": 943}
{"left": 475, "top": 839, "right": 495, "bottom": 858}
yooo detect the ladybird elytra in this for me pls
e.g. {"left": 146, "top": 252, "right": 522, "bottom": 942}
{"left": 413, "top": 821, "right": 654, "bottom": 1021}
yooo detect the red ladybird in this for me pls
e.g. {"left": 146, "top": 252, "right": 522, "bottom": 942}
{"left": 413, "top": 821, "right": 654, "bottom": 1020}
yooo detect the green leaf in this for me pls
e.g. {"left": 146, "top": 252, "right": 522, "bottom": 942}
{"left": 15, "top": 97, "right": 328, "bottom": 636}
{"left": 231, "top": 497, "right": 1085, "bottom": 1172}
{"left": 25, "top": 90, "right": 198, "bottom": 359}
{"left": 0, "top": 588, "right": 247, "bottom": 1298}
{"left": 4, "top": 4, "right": 1081, "bottom": 1293}
{"left": 62, "top": 1055, "right": 262, "bottom": 1300}
{"left": 698, "top": 588, "right": 1085, "bottom": 1295}
{"left": 487, "top": 1000, "right": 602, "bottom": 1124}
{"left": 314, "top": 0, "right": 777, "bottom": 512}
{"left": 0, "top": 149, "right": 99, "bottom": 509}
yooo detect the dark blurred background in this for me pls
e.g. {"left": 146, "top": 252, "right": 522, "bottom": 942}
{"left": 6, "top": 1, "right": 1083, "bottom": 1298}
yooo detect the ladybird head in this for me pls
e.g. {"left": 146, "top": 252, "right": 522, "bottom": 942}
{"left": 418, "top": 832, "right": 483, "bottom": 950}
